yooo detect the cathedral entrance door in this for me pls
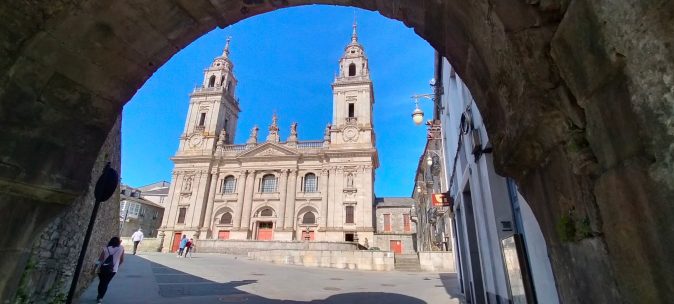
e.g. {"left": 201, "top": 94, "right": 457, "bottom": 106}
{"left": 257, "top": 222, "right": 273, "bottom": 240}
{"left": 171, "top": 232, "right": 182, "bottom": 252}
{"left": 390, "top": 240, "right": 402, "bottom": 254}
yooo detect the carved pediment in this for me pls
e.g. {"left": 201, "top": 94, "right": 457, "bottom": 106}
{"left": 237, "top": 142, "right": 298, "bottom": 158}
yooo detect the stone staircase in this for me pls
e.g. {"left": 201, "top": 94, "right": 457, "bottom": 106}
{"left": 394, "top": 253, "right": 422, "bottom": 272}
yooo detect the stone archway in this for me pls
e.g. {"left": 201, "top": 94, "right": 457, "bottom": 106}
{"left": 0, "top": 1, "right": 672, "bottom": 302}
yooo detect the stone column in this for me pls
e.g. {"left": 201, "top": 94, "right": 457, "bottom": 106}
{"left": 362, "top": 165, "right": 374, "bottom": 228}
{"left": 320, "top": 168, "right": 330, "bottom": 228}
{"left": 277, "top": 169, "right": 289, "bottom": 229}
{"left": 161, "top": 171, "right": 181, "bottom": 228}
{"left": 240, "top": 170, "right": 256, "bottom": 233}
{"left": 284, "top": 169, "right": 298, "bottom": 229}
{"left": 234, "top": 170, "right": 247, "bottom": 229}
{"left": 327, "top": 167, "right": 338, "bottom": 228}
{"left": 200, "top": 171, "right": 220, "bottom": 239}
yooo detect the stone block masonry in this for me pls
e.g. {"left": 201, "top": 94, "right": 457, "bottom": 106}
{"left": 14, "top": 116, "right": 121, "bottom": 303}
{"left": 248, "top": 250, "right": 395, "bottom": 271}
{"left": 418, "top": 252, "right": 455, "bottom": 272}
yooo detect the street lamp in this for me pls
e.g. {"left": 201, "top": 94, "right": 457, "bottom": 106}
{"left": 411, "top": 93, "right": 434, "bottom": 125}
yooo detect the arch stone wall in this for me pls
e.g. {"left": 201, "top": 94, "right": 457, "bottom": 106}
{"left": 0, "top": 0, "right": 672, "bottom": 302}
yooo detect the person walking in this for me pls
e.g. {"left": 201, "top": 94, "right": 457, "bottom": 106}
{"left": 95, "top": 237, "right": 125, "bottom": 303}
{"left": 177, "top": 235, "right": 188, "bottom": 257}
{"left": 184, "top": 238, "right": 195, "bottom": 258}
{"left": 131, "top": 228, "right": 144, "bottom": 255}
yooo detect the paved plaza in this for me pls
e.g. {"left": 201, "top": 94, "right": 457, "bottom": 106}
{"left": 77, "top": 253, "right": 463, "bottom": 304}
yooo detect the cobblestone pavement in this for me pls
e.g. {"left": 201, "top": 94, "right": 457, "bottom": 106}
{"left": 76, "top": 252, "right": 463, "bottom": 304}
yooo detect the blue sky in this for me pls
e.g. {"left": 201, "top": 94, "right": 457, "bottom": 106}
{"left": 121, "top": 5, "right": 435, "bottom": 197}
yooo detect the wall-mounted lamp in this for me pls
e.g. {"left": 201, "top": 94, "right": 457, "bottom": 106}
{"left": 410, "top": 93, "right": 434, "bottom": 125}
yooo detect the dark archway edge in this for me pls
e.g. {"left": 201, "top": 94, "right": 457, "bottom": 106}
{"left": 0, "top": 0, "right": 672, "bottom": 302}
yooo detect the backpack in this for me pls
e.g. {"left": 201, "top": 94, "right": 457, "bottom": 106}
{"left": 100, "top": 247, "right": 115, "bottom": 274}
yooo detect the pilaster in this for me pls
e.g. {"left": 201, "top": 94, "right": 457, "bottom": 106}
{"left": 234, "top": 170, "right": 247, "bottom": 229}
{"left": 200, "top": 170, "right": 220, "bottom": 239}
{"left": 284, "top": 169, "right": 298, "bottom": 230}
{"left": 277, "top": 169, "right": 289, "bottom": 229}
{"left": 320, "top": 168, "right": 330, "bottom": 228}
{"left": 240, "top": 170, "right": 256, "bottom": 233}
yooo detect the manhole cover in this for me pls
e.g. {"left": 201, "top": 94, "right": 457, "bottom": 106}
{"left": 218, "top": 294, "right": 249, "bottom": 302}
{"left": 250, "top": 273, "right": 265, "bottom": 276}
{"left": 423, "top": 278, "right": 431, "bottom": 280}
{"left": 381, "top": 284, "right": 396, "bottom": 287}
{"left": 323, "top": 287, "right": 341, "bottom": 291}
{"left": 329, "top": 278, "right": 343, "bottom": 281}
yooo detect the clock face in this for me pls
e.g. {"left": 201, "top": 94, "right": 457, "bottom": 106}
{"left": 343, "top": 126, "right": 359, "bottom": 142}
{"left": 189, "top": 134, "right": 203, "bottom": 148}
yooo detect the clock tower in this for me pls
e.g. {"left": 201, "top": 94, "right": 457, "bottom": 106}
{"left": 178, "top": 37, "right": 240, "bottom": 154}
{"left": 331, "top": 20, "right": 376, "bottom": 149}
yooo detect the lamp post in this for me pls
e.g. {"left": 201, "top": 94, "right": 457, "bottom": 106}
{"left": 410, "top": 93, "right": 434, "bottom": 125}
{"left": 66, "top": 162, "right": 119, "bottom": 304}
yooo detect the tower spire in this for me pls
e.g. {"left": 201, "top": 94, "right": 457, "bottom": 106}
{"left": 222, "top": 36, "right": 232, "bottom": 57}
{"left": 352, "top": 14, "right": 358, "bottom": 43}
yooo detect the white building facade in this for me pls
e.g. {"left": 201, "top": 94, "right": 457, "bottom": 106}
{"left": 438, "top": 57, "right": 559, "bottom": 304}
{"left": 159, "top": 26, "right": 378, "bottom": 252}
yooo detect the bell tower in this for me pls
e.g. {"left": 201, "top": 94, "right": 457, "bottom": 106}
{"left": 331, "top": 20, "right": 375, "bottom": 147}
{"left": 178, "top": 37, "right": 241, "bottom": 154}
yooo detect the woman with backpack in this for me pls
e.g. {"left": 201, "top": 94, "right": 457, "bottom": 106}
{"left": 95, "top": 237, "right": 125, "bottom": 303}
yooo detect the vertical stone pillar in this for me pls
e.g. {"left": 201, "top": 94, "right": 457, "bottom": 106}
{"left": 284, "top": 169, "right": 298, "bottom": 230}
{"left": 189, "top": 170, "right": 209, "bottom": 232}
{"left": 200, "top": 170, "right": 220, "bottom": 239}
{"left": 240, "top": 170, "right": 256, "bottom": 233}
{"left": 327, "top": 167, "right": 339, "bottom": 228}
{"left": 234, "top": 171, "right": 247, "bottom": 229}
{"left": 320, "top": 168, "right": 330, "bottom": 228}
{"left": 277, "top": 169, "right": 289, "bottom": 229}
{"left": 161, "top": 171, "right": 181, "bottom": 228}
{"left": 362, "top": 165, "right": 374, "bottom": 228}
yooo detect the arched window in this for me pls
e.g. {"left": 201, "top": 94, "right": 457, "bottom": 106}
{"left": 208, "top": 75, "right": 216, "bottom": 87}
{"left": 222, "top": 175, "right": 236, "bottom": 194}
{"left": 260, "top": 208, "right": 273, "bottom": 217}
{"left": 348, "top": 63, "right": 356, "bottom": 76}
{"left": 220, "top": 212, "right": 232, "bottom": 225}
{"left": 260, "top": 174, "right": 277, "bottom": 193}
{"left": 302, "top": 212, "right": 316, "bottom": 224}
{"left": 220, "top": 76, "right": 225, "bottom": 87}
{"left": 303, "top": 173, "right": 318, "bottom": 193}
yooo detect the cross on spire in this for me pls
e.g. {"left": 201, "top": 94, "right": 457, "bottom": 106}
{"left": 222, "top": 36, "right": 232, "bottom": 57}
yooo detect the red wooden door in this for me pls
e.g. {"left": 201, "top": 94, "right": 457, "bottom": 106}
{"left": 171, "top": 232, "right": 182, "bottom": 252}
{"left": 218, "top": 231, "right": 230, "bottom": 240}
{"left": 257, "top": 222, "right": 273, "bottom": 240}
{"left": 390, "top": 240, "right": 402, "bottom": 254}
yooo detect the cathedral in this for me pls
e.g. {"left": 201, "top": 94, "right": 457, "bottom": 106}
{"left": 159, "top": 23, "right": 378, "bottom": 251}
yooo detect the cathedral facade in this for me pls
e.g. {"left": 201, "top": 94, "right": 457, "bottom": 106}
{"left": 159, "top": 24, "right": 379, "bottom": 251}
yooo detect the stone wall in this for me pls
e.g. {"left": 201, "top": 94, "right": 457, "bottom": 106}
{"left": 247, "top": 250, "right": 395, "bottom": 271}
{"left": 120, "top": 237, "right": 162, "bottom": 253}
{"left": 418, "top": 252, "right": 456, "bottom": 272}
{"left": 194, "top": 240, "right": 359, "bottom": 256}
{"left": 13, "top": 117, "right": 121, "bottom": 303}
{"left": 373, "top": 234, "right": 416, "bottom": 254}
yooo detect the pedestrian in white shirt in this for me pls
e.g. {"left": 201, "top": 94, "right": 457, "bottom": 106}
{"left": 131, "top": 228, "right": 144, "bottom": 255}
